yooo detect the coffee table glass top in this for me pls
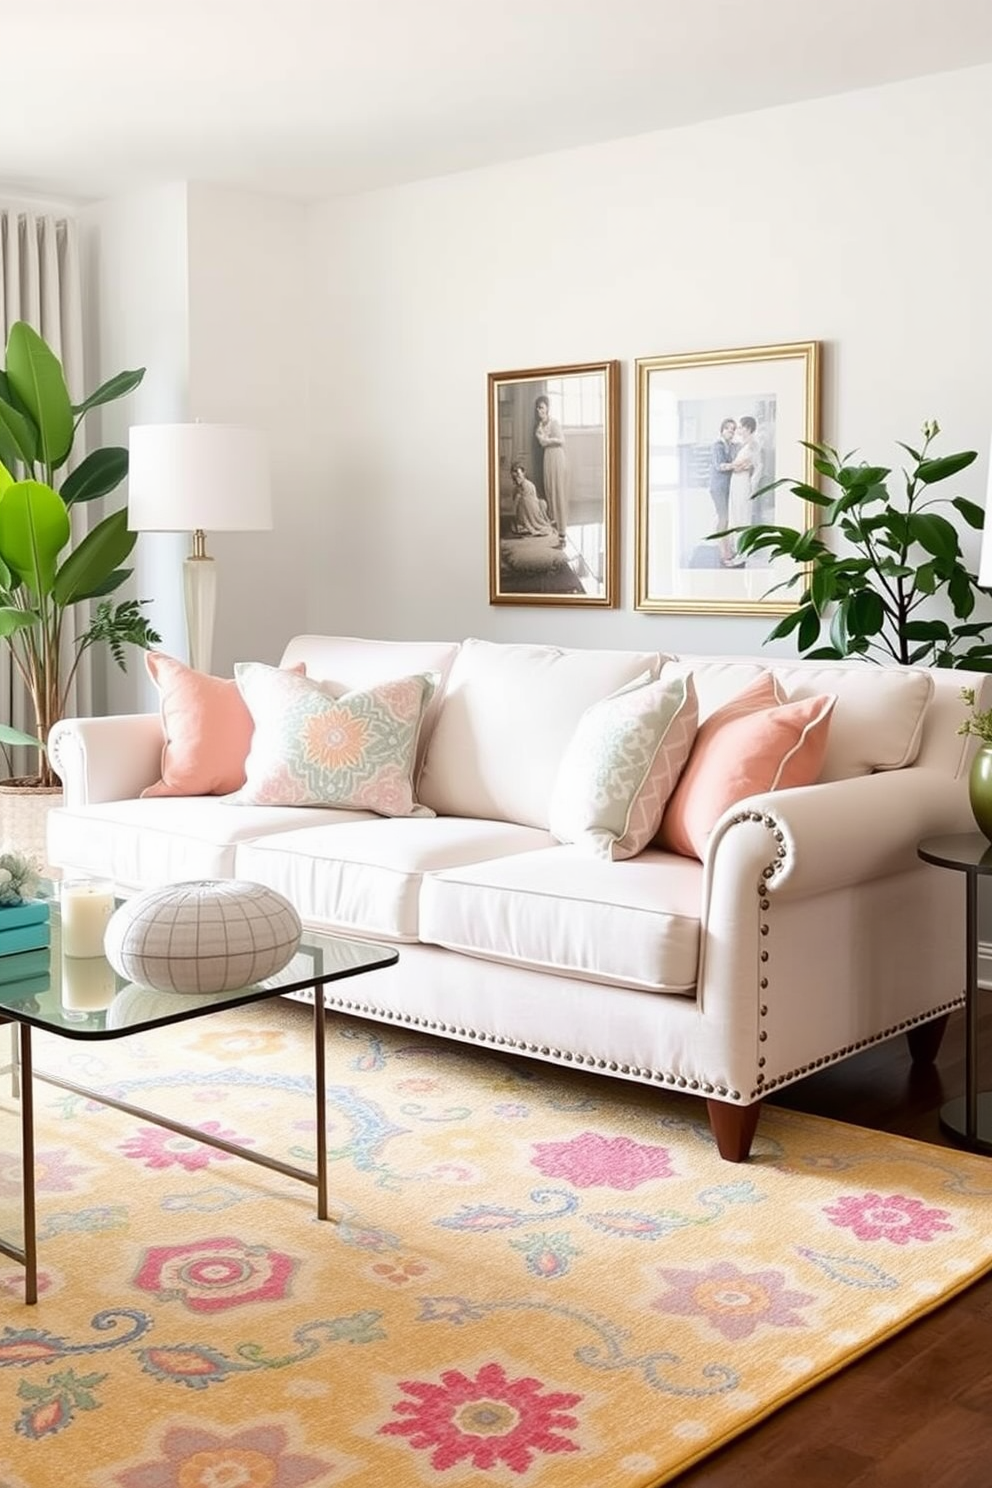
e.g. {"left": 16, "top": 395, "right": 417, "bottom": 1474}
{"left": 0, "top": 886, "right": 398, "bottom": 1039}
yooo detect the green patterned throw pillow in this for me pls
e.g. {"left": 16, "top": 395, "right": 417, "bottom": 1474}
{"left": 549, "top": 672, "right": 698, "bottom": 859}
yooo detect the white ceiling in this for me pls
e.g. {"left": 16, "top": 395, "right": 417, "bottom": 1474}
{"left": 6, "top": 0, "right": 992, "bottom": 204}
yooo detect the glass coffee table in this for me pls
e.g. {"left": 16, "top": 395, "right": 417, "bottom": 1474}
{"left": 0, "top": 890, "right": 398, "bottom": 1303}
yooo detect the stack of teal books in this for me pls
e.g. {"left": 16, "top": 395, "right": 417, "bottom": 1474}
{"left": 0, "top": 945, "right": 51, "bottom": 1001}
{"left": 0, "top": 899, "right": 50, "bottom": 958}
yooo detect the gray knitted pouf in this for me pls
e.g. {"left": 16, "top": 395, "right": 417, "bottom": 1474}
{"left": 103, "top": 879, "right": 302, "bottom": 994}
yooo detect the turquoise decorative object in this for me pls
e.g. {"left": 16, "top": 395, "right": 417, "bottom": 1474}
{"left": 0, "top": 898, "right": 50, "bottom": 956}
{"left": 0, "top": 946, "right": 50, "bottom": 985}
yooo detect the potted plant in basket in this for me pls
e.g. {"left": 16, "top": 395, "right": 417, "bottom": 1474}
{"left": 0, "top": 320, "right": 160, "bottom": 799}
{"left": 717, "top": 419, "right": 992, "bottom": 669}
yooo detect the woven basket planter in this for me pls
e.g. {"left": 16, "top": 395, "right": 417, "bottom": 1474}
{"left": 0, "top": 781, "right": 63, "bottom": 880}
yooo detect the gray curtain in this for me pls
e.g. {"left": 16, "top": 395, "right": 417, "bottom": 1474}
{"left": 0, "top": 208, "right": 90, "bottom": 779}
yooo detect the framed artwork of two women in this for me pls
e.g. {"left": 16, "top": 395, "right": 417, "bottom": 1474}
{"left": 488, "top": 360, "right": 620, "bottom": 607}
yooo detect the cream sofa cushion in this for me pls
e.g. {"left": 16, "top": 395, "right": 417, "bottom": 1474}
{"left": 234, "top": 816, "right": 553, "bottom": 942}
{"left": 668, "top": 656, "right": 934, "bottom": 782}
{"left": 47, "top": 798, "right": 364, "bottom": 892}
{"left": 418, "top": 639, "right": 665, "bottom": 828}
{"left": 419, "top": 845, "right": 701, "bottom": 992}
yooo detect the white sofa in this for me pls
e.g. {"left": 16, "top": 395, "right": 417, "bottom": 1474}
{"left": 46, "top": 634, "right": 983, "bottom": 1161}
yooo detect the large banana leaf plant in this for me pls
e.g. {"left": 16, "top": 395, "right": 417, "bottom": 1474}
{"left": 0, "top": 321, "right": 160, "bottom": 788}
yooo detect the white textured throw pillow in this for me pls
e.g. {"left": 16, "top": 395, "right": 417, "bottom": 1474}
{"left": 549, "top": 673, "right": 698, "bottom": 859}
{"left": 104, "top": 880, "right": 302, "bottom": 994}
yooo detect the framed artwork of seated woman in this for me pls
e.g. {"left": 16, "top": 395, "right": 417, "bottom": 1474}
{"left": 488, "top": 360, "right": 620, "bottom": 607}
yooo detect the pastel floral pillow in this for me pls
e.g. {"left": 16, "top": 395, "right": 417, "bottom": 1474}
{"left": 232, "top": 663, "right": 437, "bottom": 816}
{"left": 549, "top": 672, "right": 698, "bottom": 859}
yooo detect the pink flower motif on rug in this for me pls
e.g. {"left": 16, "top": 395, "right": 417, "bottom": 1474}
{"left": 378, "top": 1360, "right": 582, "bottom": 1472}
{"left": 530, "top": 1131, "right": 675, "bottom": 1189}
{"left": 823, "top": 1191, "right": 955, "bottom": 1244}
{"left": 113, "top": 1422, "right": 329, "bottom": 1487}
{"left": 133, "top": 1236, "right": 296, "bottom": 1312}
{"left": 0, "top": 1147, "right": 88, "bottom": 1198}
{"left": 119, "top": 1122, "right": 254, "bottom": 1171}
{"left": 651, "top": 1260, "right": 814, "bottom": 1341}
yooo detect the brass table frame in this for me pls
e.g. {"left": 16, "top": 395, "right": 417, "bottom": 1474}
{"left": 1, "top": 937, "right": 398, "bottom": 1304}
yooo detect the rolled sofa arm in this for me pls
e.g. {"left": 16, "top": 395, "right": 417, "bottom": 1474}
{"left": 48, "top": 714, "right": 165, "bottom": 807}
{"left": 705, "top": 766, "right": 972, "bottom": 904}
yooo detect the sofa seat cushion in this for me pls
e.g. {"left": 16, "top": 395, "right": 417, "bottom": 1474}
{"left": 419, "top": 845, "right": 701, "bottom": 993}
{"left": 234, "top": 817, "right": 554, "bottom": 942}
{"left": 47, "top": 798, "right": 374, "bottom": 891}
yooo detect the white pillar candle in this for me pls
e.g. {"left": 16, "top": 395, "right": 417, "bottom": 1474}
{"left": 60, "top": 880, "right": 115, "bottom": 959}
{"left": 61, "top": 953, "right": 116, "bottom": 1011}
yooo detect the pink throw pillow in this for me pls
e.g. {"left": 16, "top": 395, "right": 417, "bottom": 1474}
{"left": 141, "top": 652, "right": 303, "bottom": 799}
{"left": 656, "top": 673, "right": 836, "bottom": 859}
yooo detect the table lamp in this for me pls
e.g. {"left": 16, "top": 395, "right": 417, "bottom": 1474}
{"left": 127, "top": 423, "right": 272, "bottom": 673}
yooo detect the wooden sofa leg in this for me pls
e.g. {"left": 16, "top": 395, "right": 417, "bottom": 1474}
{"left": 706, "top": 1099, "right": 762, "bottom": 1162}
{"left": 906, "top": 1013, "right": 949, "bottom": 1065}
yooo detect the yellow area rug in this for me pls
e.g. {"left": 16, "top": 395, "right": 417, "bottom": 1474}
{"left": 1, "top": 999, "right": 992, "bottom": 1487}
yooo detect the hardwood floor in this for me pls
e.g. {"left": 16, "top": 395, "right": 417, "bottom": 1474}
{"left": 674, "top": 1003, "right": 992, "bottom": 1487}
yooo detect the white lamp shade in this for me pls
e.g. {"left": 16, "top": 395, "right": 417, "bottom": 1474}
{"left": 128, "top": 423, "right": 272, "bottom": 533}
{"left": 981, "top": 433, "right": 992, "bottom": 587}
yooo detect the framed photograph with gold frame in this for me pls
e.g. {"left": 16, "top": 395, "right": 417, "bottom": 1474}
{"left": 634, "top": 341, "right": 820, "bottom": 614}
{"left": 489, "top": 360, "right": 620, "bottom": 606}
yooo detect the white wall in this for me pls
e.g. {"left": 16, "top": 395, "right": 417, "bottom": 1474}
{"left": 186, "top": 183, "right": 312, "bottom": 673}
{"left": 76, "top": 183, "right": 311, "bottom": 709}
{"left": 79, "top": 182, "right": 191, "bottom": 714}
{"left": 307, "top": 63, "right": 992, "bottom": 653}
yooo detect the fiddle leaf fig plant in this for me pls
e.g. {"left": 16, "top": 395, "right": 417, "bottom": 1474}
{"left": 0, "top": 321, "right": 161, "bottom": 787}
{"left": 720, "top": 419, "right": 992, "bottom": 669}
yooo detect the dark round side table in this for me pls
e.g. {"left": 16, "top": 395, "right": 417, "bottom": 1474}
{"left": 918, "top": 832, "right": 992, "bottom": 1154}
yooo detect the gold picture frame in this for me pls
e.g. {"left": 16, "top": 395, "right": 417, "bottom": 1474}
{"left": 488, "top": 360, "right": 620, "bottom": 607}
{"left": 634, "top": 340, "right": 820, "bottom": 614}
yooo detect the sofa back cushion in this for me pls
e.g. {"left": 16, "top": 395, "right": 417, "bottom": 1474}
{"left": 668, "top": 655, "right": 933, "bottom": 781}
{"left": 278, "top": 635, "right": 460, "bottom": 768}
{"left": 418, "top": 639, "right": 666, "bottom": 828}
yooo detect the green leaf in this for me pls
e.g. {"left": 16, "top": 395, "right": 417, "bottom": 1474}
{"left": 67, "top": 565, "right": 132, "bottom": 602}
{"left": 895, "top": 442, "right": 923, "bottom": 462}
{"left": 904, "top": 619, "right": 953, "bottom": 640}
{"left": 846, "top": 589, "right": 885, "bottom": 637}
{"left": 52, "top": 508, "right": 136, "bottom": 605}
{"left": 0, "top": 480, "right": 71, "bottom": 594}
{"left": 797, "top": 606, "right": 823, "bottom": 652}
{"left": 917, "top": 451, "right": 977, "bottom": 484}
{"left": 908, "top": 511, "right": 960, "bottom": 562}
{"left": 0, "top": 392, "right": 38, "bottom": 466}
{"left": 0, "top": 605, "right": 38, "bottom": 638}
{"left": 914, "top": 561, "right": 937, "bottom": 595}
{"left": 60, "top": 447, "right": 129, "bottom": 505}
{"left": 71, "top": 367, "right": 145, "bottom": 418}
{"left": 830, "top": 600, "right": 850, "bottom": 654}
{"left": 0, "top": 722, "right": 41, "bottom": 749}
{"left": 810, "top": 564, "right": 835, "bottom": 615}
{"left": 952, "top": 496, "right": 985, "bottom": 530}
{"left": 948, "top": 567, "right": 976, "bottom": 618}
{"left": 5, "top": 322, "right": 73, "bottom": 466}
{"left": 765, "top": 608, "right": 806, "bottom": 641}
